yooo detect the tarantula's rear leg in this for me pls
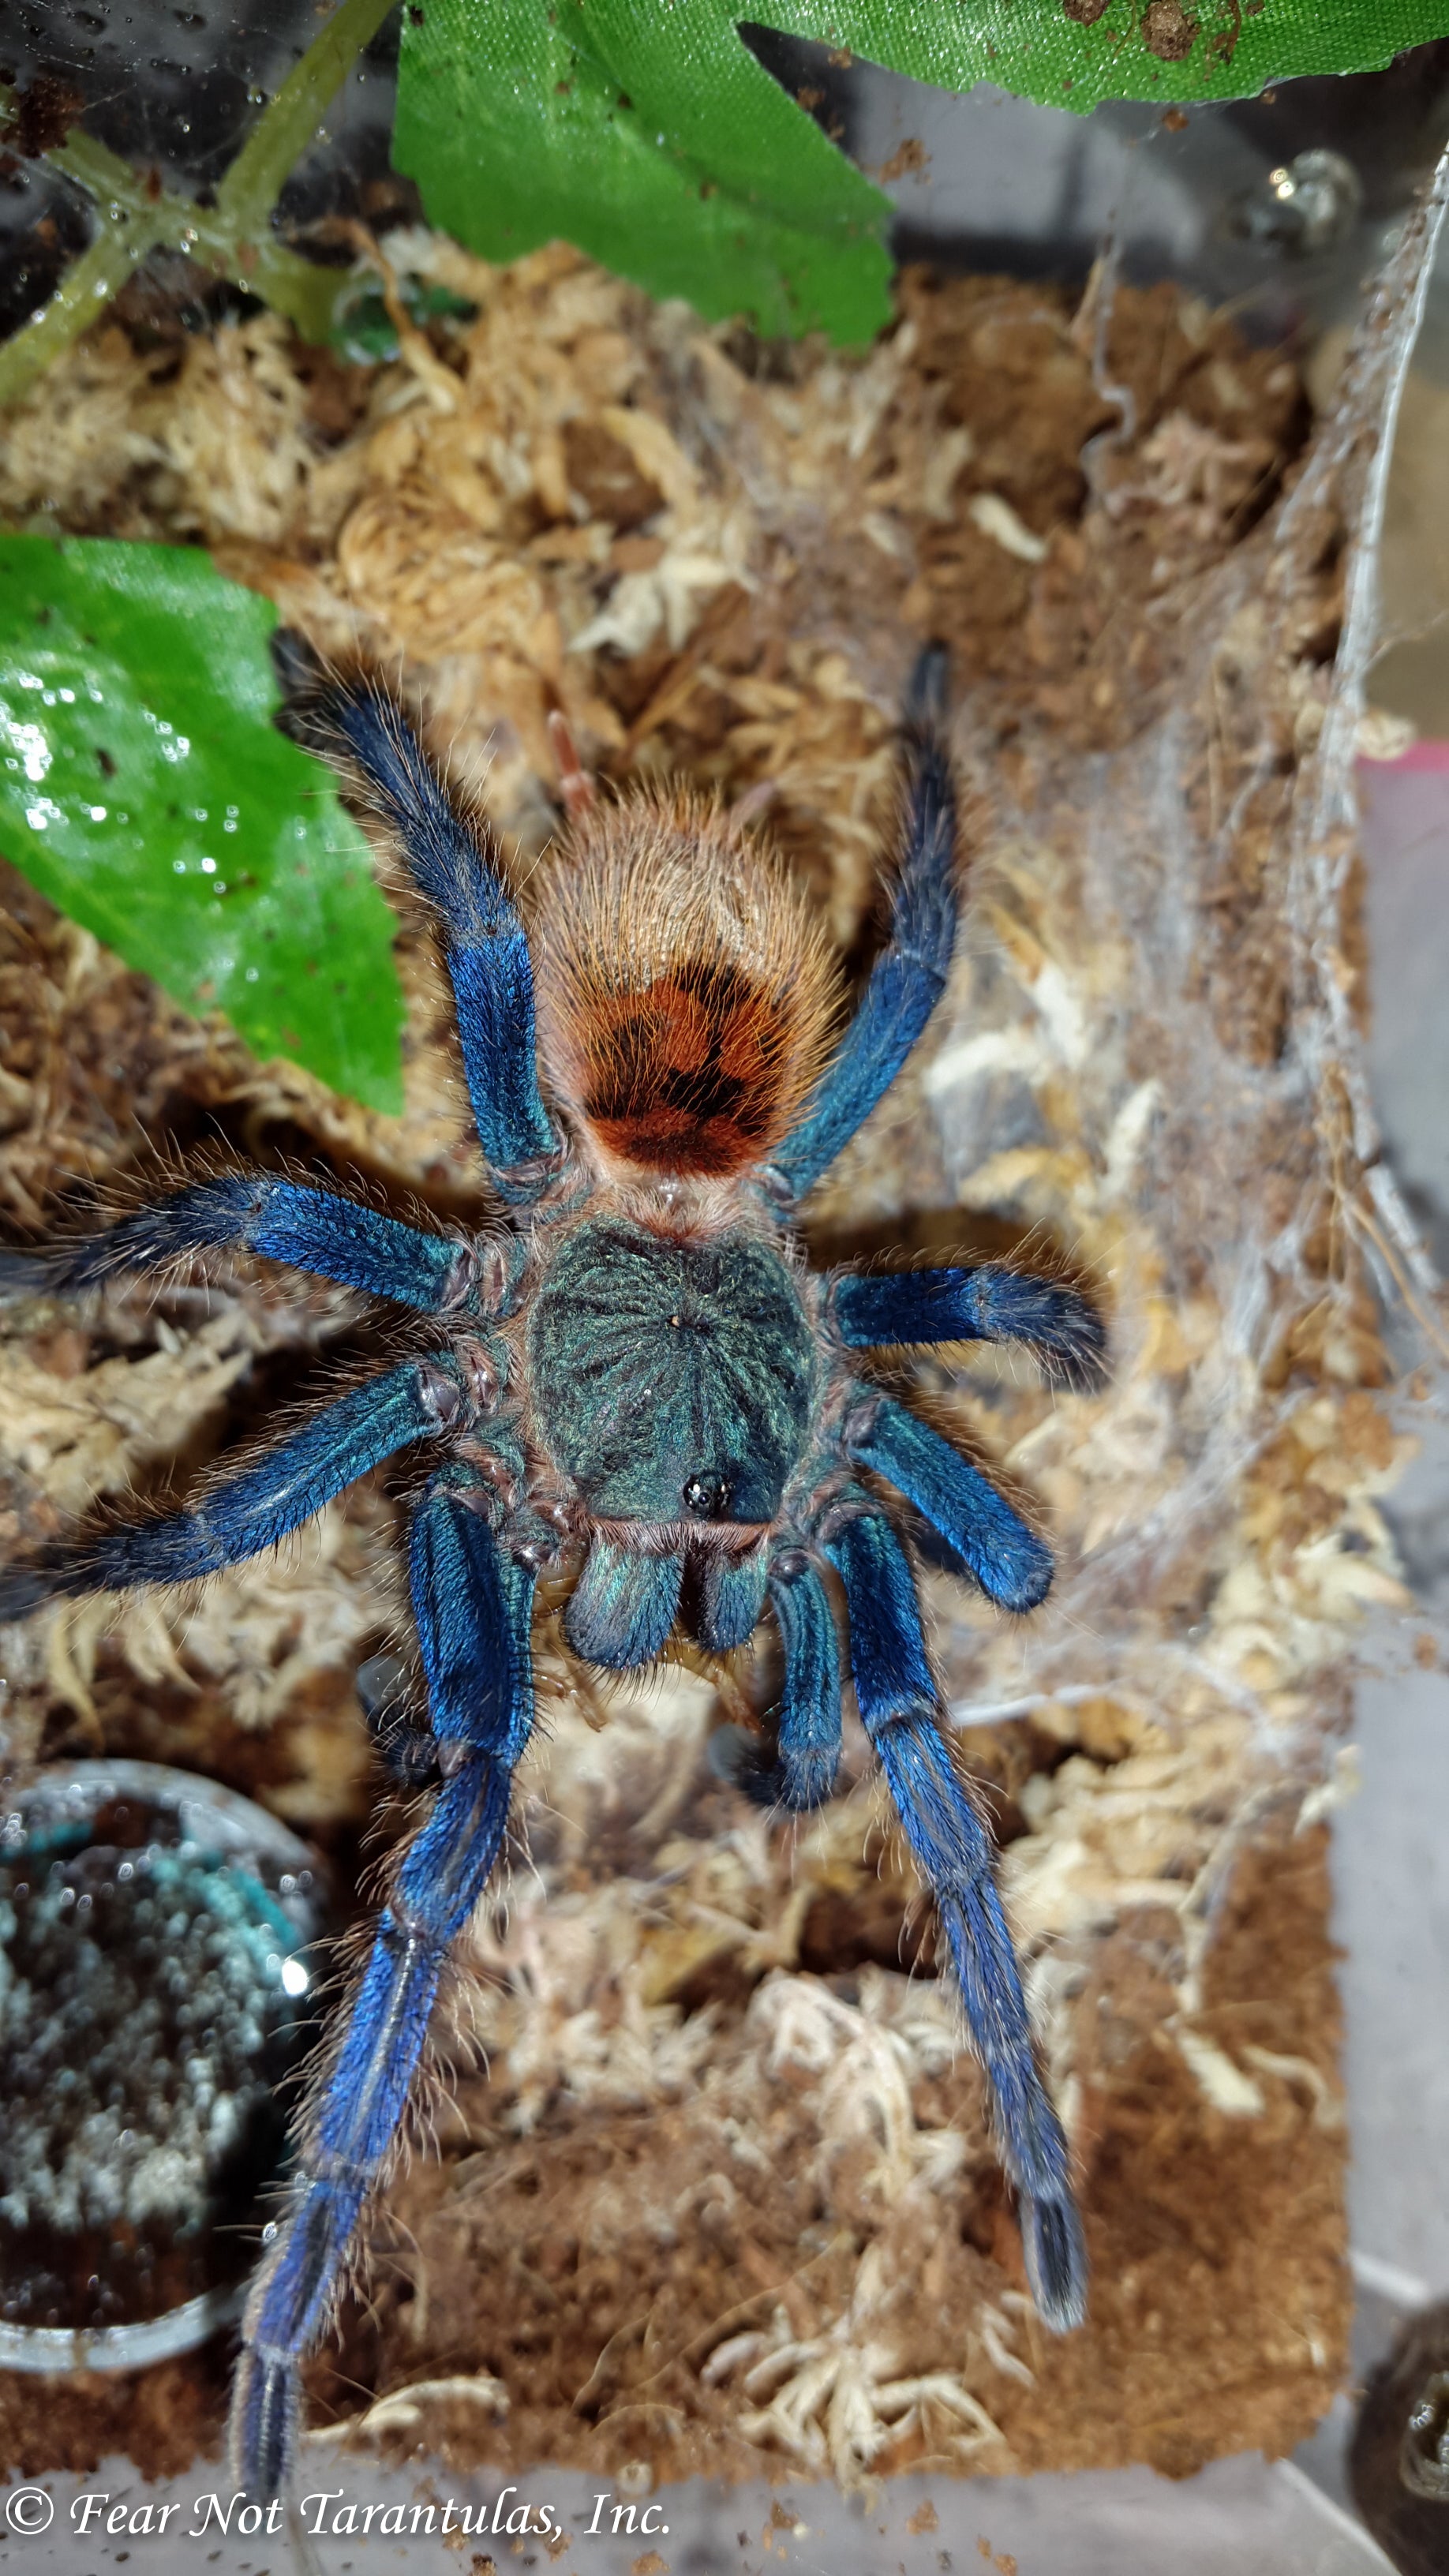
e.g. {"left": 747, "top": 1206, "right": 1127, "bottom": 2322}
{"left": 2, "top": 1174, "right": 469, "bottom": 1313}
{"left": 0, "top": 1358, "right": 464, "bottom": 1621}
{"left": 276, "top": 641, "right": 561, "bottom": 1200}
{"left": 827, "top": 1506, "right": 1088, "bottom": 2331}
{"left": 844, "top": 1387, "right": 1054, "bottom": 1613}
{"left": 230, "top": 1470, "right": 537, "bottom": 2499}
{"left": 768, "top": 644, "right": 956, "bottom": 1203}
{"left": 834, "top": 1265, "right": 1106, "bottom": 1394}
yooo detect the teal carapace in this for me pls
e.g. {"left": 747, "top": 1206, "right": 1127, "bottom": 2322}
{"left": 527, "top": 1217, "right": 818, "bottom": 1525}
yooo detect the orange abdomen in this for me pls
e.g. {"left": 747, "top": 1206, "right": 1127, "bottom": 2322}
{"left": 533, "top": 792, "right": 838, "bottom": 1184}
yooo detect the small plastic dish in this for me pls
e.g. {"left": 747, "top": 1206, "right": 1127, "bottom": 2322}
{"left": 0, "top": 1758, "right": 327, "bottom": 2374}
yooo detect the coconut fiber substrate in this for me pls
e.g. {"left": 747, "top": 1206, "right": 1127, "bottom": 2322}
{"left": 1, "top": 186, "right": 1443, "bottom": 2492}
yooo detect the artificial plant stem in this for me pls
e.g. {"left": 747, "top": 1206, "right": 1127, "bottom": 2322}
{"left": 0, "top": 0, "right": 398, "bottom": 413}
{"left": 216, "top": 0, "right": 401, "bottom": 233}
{"left": 47, "top": 118, "right": 165, "bottom": 209}
{"left": 229, "top": 239, "right": 351, "bottom": 343}
{"left": 0, "top": 196, "right": 178, "bottom": 410}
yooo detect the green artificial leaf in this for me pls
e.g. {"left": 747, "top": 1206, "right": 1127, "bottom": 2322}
{"left": 0, "top": 536, "right": 404, "bottom": 1112}
{"left": 393, "top": 0, "right": 895, "bottom": 343}
{"left": 395, "top": 0, "right": 1449, "bottom": 343}
{"left": 764, "top": 0, "right": 1449, "bottom": 113}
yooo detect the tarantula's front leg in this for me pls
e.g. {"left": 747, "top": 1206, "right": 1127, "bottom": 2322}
{"left": 844, "top": 1387, "right": 1054, "bottom": 1613}
{"left": 826, "top": 1506, "right": 1088, "bottom": 2331}
{"left": 1, "top": 1173, "right": 472, "bottom": 1312}
{"left": 0, "top": 1358, "right": 465, "bottom": 1620}
{"left": 834, "top": 1265, "right": 1106, "bottom": 1393}
{"left": 230, "top": 1470, "right": 537, "bottom": 2499}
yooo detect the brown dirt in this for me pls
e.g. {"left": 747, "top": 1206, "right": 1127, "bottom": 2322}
{"left": 0, "top": 2342, "right": 229, "bottom": 2483}
{"left": 0, "top": 1821, "right": 1346, "bottom": 2486}
{"left": 307, "top": 1821, "right": 1347, "bottom": 2488}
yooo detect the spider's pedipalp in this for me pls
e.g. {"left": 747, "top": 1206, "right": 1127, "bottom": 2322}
{"left": 695, "top": 1540, "right": 769, "bottom": 1653}
{"left": 274, "top": 641, "right": 560, "bottom": 1194}
{"left": 732, "top": 1551, "right": 842, "bottom": 1814}
{"left": 845, "top": 1387, "right": 1054, "bottom": 1613}
{"left": 826, "top": 1508, "right": 1087, "bottom": 2331}
{"left": 564, "top": 1533, "right": 684, "bottom": 1668}
{"left": 16, "top": 1172, "right": 465, "bottom": 1312}
{"left": 769, "top": 643, "right": 958, "bottom": 1203}
{"left": 833, "top": 1262, "right": 1107, "bottom": 1391}
{"left": 231, "top": 1472, "right": 537, "bottom": 2499}
{"left": 0, "top": 1357, "right": 461, "bottom": 1619}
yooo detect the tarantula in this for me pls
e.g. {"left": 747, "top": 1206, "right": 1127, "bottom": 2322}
{"left": 0, "top": 640, "right": 1103, "bottom": 2497}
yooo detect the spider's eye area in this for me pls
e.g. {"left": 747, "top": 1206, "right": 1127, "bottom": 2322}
{"left": 683, "top": 1472, "right": 731, "bottom": 1520}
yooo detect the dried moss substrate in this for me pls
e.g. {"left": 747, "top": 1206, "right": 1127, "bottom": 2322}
{"left": 2, "top": 187, "right": 1444, "bottom": 2488}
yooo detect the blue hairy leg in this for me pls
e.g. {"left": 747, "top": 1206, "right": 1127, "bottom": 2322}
{"left": 279, "top": 645, "right": 558, "bottom": 1190}
{"left": 846, "top": 1389, "right": 1053, "bottom": 1613}
{"left": 835, "top": 1264, "right": 1106, "bottom": 1391}
{"left": 696, "top": 1544, "right": 769, "bottom": 1653}
{"left": 769, "top": 646, "right": 956, "bottom": 1201}
{"left": 827, "top": 1507, "right": 1087, "bottom": 2330}
{"left": 0, "top": 1358, "right": 463, "bottom": 1620}
{"left": 1, "top": 1174, "right": 464, "bottom": 1312}
{"left": 734, "top": 1551, "right": 842, "bottom": 1811}
{"left": 230, "top": 1476, "right": 537, "bottom": 2499}
{"left": 565, "top": 1536, "right": 683, "bottom": 1668}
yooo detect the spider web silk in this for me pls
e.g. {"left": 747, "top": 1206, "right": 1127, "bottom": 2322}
{"left": 878, "top": 150, "right": 1449, "bottom": 2065}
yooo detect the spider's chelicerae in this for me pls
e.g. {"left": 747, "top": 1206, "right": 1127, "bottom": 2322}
{"left": 1, "top": 640, "right": 1104, "bottom": 2497}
